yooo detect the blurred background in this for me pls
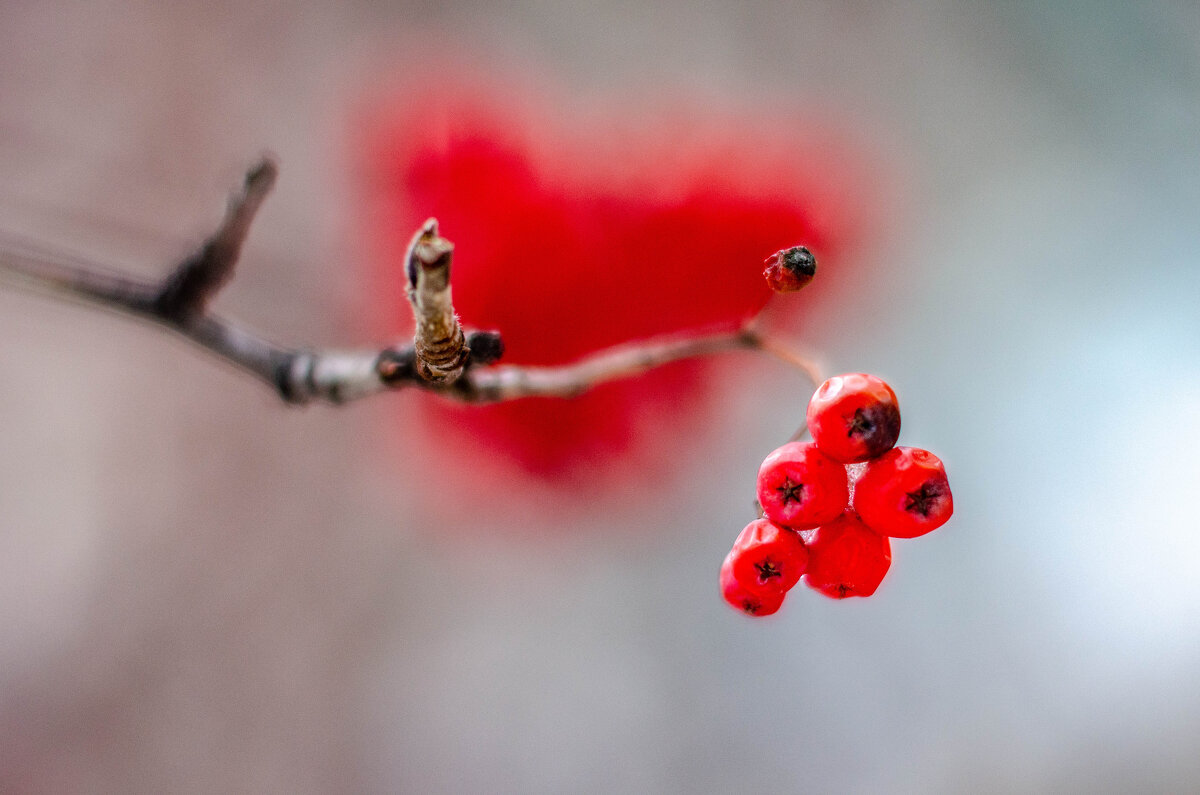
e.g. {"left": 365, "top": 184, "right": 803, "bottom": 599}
{"left": 1, "top": 1, "right": 1199, "bottom": 792}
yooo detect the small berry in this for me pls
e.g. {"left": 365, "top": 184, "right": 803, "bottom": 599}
{"left": 803, "top": 511, "right": 892, "bottom": 599}
{"left": 853, "top": 446, "right": 953, "bottom": 538}
{"left": 764, "top": 246, "right": 817, "bottom": 293}
{"left": 806, "top": 373, "right": 901, "bottom": 463}
{"left": 721, "top": 553, "right": 785, "bottom": 616}
{"left": 728, "top": 518, "right": 809, "bottom": 595}
{"left": 757, "top": 441, "right": 849, "bottom": 529}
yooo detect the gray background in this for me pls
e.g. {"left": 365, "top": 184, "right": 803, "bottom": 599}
{"left": 1, "top": 1, "right": 1199, "bottom": 792}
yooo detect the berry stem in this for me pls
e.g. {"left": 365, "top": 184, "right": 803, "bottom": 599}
{"left": 455, "top": 325, "right": 812, "bottom": 403}
{"left": 746, "top": 328, "right": 822, "bottom": 393}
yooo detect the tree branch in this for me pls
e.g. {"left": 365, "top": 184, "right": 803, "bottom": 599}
{"left": 0, "top": 158, "right": 820, "bottom": 406}
{"left": 457, "top": 327, "right": 763, "bottom": 402}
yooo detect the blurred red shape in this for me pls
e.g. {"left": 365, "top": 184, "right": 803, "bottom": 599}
{"left": 358, "top": 72, "right": 871, "bottom": 491}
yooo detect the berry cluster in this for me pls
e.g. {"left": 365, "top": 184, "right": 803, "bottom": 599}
{"left": 720, "top": 373, "right": 953, "bottom": 615}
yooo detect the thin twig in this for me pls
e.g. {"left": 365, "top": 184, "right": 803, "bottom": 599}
{"left": 156, "top": 159, "right": 277, "bottom": 319}
{"left": 742, "top": 319, "right": 822, "bottom": 441}
{"left": 0, "top": 158, "right": 820, "bottom": 407}
{"left": 458, "top": 327, "right": 761, "bottom": 402}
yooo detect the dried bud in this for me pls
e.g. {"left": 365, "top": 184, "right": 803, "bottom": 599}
{"left": 764, "top": 246, "right": 816, "bottom": 293}
{"left": 466, "top": 330, "right": 505, "bottom": 365}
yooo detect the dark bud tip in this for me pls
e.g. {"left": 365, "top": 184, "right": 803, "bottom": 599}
{"left": 466, "top": 330, "right": 505, "bottom": 365}
{"left": 782, "top": 246, "right": 816, "bottom": 276}
{"left": 246, "top": 156, "right": 279, "bottom": 193}
{"left": 853, "top": 402, "right": 902, "bottom": 460}
{"left": 764, "top": 246, "right": 817, "bottom": 293}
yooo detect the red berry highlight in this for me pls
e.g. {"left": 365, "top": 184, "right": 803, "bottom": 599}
{"left": 728, "top": 518, "right": 809, "bottom": 596}
{"left": 721, "top": 553, "right": 785, "bottom": 617}
{"left": 853, "top": 446, "right": 953, "bottom": 538}
{"left": 756, "top": 441, "right": 849, "bottom": 530}
{"left": 806, "top": 373, "right": 901, "bottom": 463}
{"left": 803, "top": 511, "right": 892, "bottom": 599}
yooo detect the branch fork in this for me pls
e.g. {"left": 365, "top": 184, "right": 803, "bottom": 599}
{"left": 0, "top": 158, "right": 819, "bottom": 407}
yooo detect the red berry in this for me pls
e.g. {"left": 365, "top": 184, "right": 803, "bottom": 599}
{"left": 763, "top": 246, "right": 817, "bottom": 292}
{"left": 721, "top": 553, "right": 785, "bottom": 616}
{"left": 803, "top": 511, "right": 892, "bottom": 599}
{"left": 728, "top": 518, "right": 809, "bottom": 595}
{"left": 806, "top": 373, "right": 901, "bottom": 463}
{"left": 853, "top": 446, "right": 953, "bottom": 538}
{"left": 756, "top": 441, "right": 849, "bottom": 530}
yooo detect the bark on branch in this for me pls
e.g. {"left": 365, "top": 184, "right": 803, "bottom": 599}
{"left": 0, "top": 158, "right": 819, "bottom": 406}
{"left": 405, "top": 219, "right": 469, "bottom": 384}
{"left": 155, "top": 159, "right": 276, "bottom": 319}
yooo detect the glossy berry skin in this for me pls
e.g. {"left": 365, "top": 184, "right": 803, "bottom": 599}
{"left": 806, "top": 373, "right": 901, "bottom": 463}
{"left": 721, "top": 553, "right": 785, "bottom": 617}
{"left": 803, "top": 511, "right": 892, "bottom": 599}
{"left": 853, "top": 446, "right": 953, "bottom": 539}
{"left": 728, "top": 518, "right": 809, "bottom": 596}
{"left": 757, "top": 441, "right": 849, "bottom": 530}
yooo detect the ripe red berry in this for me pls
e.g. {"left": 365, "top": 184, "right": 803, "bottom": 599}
{"left": 853, "top": 446, "right": 953, "bottom": 538}
{"left": 806, "top": 373, "right": 901, "bottom": 463}
{"left": 728, "top": 518, "right": 809, "bottom": 595}
{"left": 721, "top": 553, "right": 785, "bottom": 617}
{"left": 756, "top": 441, "right": 849, "bottom": 530}
{"left": 803, "top": 511, "right": 892, "bottom": 599}
{"left": 763, "top": 246, "right": 817, "bottom": 293}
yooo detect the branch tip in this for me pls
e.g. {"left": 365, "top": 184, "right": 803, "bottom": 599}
{"left": 154, "top": 157, "right": 278, "bottom": 320}
{"left": 411, "top": 224, "right": 454, "bottom": 271}
{"left": 245, "top": 156, "right": 279, "bottom": 196}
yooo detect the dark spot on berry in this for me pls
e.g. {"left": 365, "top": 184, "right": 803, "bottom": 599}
{"left": 848, "top": 409, "right": 874, "bottom": 437}
{"left": 754, "top": 559, "right": 783, "bottom": 582}
{"left": 781, "top": 246, "right": 816, "bottom": 278}
{"left": 846, "top": 403, "right": 901, "bottom": 458}
{"left": 905, "top": 481, "right": 942, "bottom": 517}
{"left": 775, "top": 477, "right": 804, "bottom": 505}
{"left": 836, "top": 583, "right": 852, "bottom": 598}
{"left": 742, "top": 600, "right": 759, "bottom": 614}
